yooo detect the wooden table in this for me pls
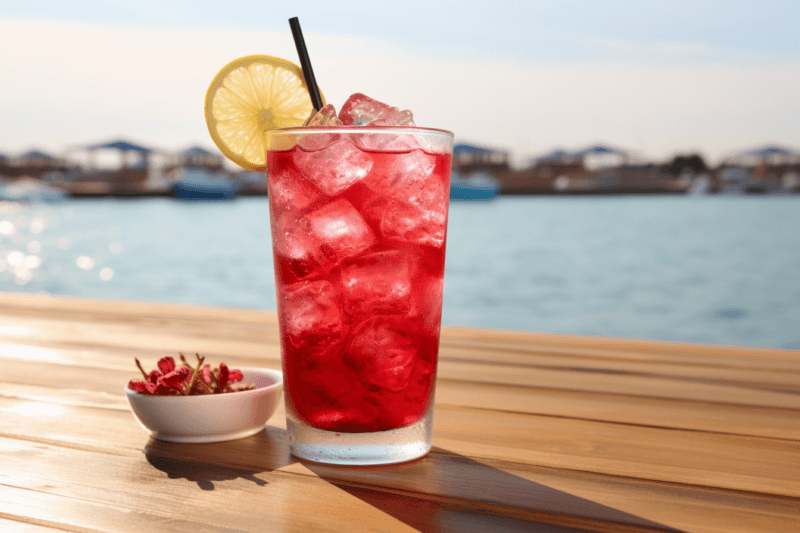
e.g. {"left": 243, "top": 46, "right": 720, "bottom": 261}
{"left": 1, "top": 293, "right": 798, "bottom": 532}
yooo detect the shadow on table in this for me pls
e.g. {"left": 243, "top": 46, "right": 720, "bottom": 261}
{"left": 143, "top": 428, "right": 682, "bottom": 532}
{"left": 143, "top": 426, "right": 294, "bottom": 491}
{"left": 302, "top": 446, "right": 684, "bottom": 533}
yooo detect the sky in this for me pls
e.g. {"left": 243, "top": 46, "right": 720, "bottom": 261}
{"left": 1, "top": 1, "right": 799, "bottom": 166}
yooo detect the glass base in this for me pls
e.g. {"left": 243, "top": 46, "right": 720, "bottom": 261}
{"left": 287, "top": 408, "right": 433, "bottom": 465}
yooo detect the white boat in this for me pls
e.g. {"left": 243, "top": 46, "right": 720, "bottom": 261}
{"left": 686, "top": 174, "right": 712, "bottom": 195}
{"left": 0, "top": 177, "right": 68, "bottom": 203}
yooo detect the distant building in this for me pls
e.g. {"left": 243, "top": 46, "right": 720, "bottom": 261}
{"left": 67, "top": 139, "right": 155, "bottom": 196}
{"left": 0, "top": 153, "right": 13, "bottom": 177}
{"left": 486, "top": 144, "right": 682, "bottom": 195}
{"left": 2, "top": 149, "right": 73, "bottom": 180}
{"left": 717, "top": 144, "right": 800, "bottom": 194}
{"left": 164, "top": 146, "right": 225, "bottom": 173}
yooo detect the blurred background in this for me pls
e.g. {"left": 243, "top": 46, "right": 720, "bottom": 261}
{"left": 1, "top": 1, "right": 799, "bottom": 349}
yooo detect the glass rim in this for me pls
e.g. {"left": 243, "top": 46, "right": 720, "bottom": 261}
{"left": 267, "top": 125, "right": 454, "bottom": 138}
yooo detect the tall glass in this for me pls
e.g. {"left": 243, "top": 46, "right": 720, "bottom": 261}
{"left": 266, "top": 126, "right": 453, "bottom": 465}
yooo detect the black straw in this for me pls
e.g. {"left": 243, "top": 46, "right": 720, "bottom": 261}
{"left": 289, "top": 17, "right": 324, "bottom": 112}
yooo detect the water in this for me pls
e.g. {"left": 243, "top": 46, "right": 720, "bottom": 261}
{"left": 1, "top": 196, "right": 798, "bottom": 350}
{"left": 445, "top": 196, "right": 800, "bottom": 349}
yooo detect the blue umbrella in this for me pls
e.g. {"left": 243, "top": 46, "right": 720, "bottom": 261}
{"left": 572, "top": 144, "right": 629, "bottom": 158}
{"left": 454, "top": 143, "right": 503, "bottom": 155}
{"left": 533, "top": 149, "right": 575, "bottom": 162}
{"left": 732, "top": 144, "right": 800, "bottom": 159}
{"left": 87, "top": 140, "right": 153, "bottom": 153}
{"left": 19, "top": 149, "right": 57, "bottom": 160}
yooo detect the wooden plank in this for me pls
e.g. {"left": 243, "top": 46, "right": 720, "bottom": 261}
{"left": 437, "top": 360, "right": 800, "bottom": 409}
{"left": 439, "top": 380, "right": 800, "bottom": 440}
{"left": 461, "top": 348, "right": 800, "bottom": 392}
{"left": 1, "top": 390, "right": 798, "bottom": 498}
{"left": 0, "top": 315, "right": 279, "bottom": 360}
{"left": 0, "top": 293, "right": 273, "bottom": 324}
{"left": 3, "top": 293, "right": 798, "bottom": 367}
{"left": 0, "top": 519, "right": 66, "bottom": 533}
{"left": 3, "top": 352, "right": 800, "bottom": 441}
{"left": 432, "top": 410, "right": 800, "bottom": 497}
{"left": 441, "top": 342, "right": 800, "bottom": 374}
{"left": 440, "top": 326, "right": 800, "bottom": 364}
{"left": 3, "top": 329, "right": 798, "bottom": 402}
{"left": 2, "top": 436, "right": 798, "bottom": 533}
{"left": 4, "top": 340, "right": 798, "bottom": 417}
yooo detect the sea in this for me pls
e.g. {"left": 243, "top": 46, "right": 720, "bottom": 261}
{"left": 1, "top": 195, "right": 798, "bottom": 350}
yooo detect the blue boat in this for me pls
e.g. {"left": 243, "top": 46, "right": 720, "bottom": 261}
{"left": 172, "top": 169, "right": 238, "bottom": 200}
{"left": 450, "top": 171, "right": 500, "bottom": 200}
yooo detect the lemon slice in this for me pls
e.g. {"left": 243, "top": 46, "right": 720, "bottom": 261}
{"left": 205, "top": 55, "right": 323, "bottom": 171}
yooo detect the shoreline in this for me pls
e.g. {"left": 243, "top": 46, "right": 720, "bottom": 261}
{"left": 61, "top": 189, "right": 794, "bottom": 199}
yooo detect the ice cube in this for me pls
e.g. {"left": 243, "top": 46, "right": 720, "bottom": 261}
{"left": 368, "top": 150, "right": 447, "bottom": 246}
{"left": 412, "top": 273, "right": 444, "bottom": 336}
{"left": 268, "top": 166, "right": 322, "bottom": 217}
{"left": 339, "top": 93, "right": 416, "bottom": 127}
{"left": 280, "top": 280, "right": 344, "bottom": 358}
{"left": 406, "top": 166, "right": 448, "bottom": 219}
{"left": 281, "top": 280, "right": 342, "bottom": 337}
{"left": 363, "top": 149, "right": 436, "bottom": 192}
{"left": 269, "top": 172, "right": 326, "bottom": 275}
{"left": 377, "top": 197, "right": 447, "bottom": 247}
{"left": 370, "top": 108, "right": 415, "bottom": 127}
{"left": 339, "top": 93, "right": 421, "bottom": 151}
{"left": 294, "top": 140, "right": 374, "bottom": 196}
{"left": 364, "top": 135, "right": 423, "bottom": 152}
{"left": 273, "top": 212, "right": 325, "bottom": 279}
{"left": 274, "top": 198, "right": 377, "bottom": 277}
{"left": 345, "top": 317, "right": 418, "bottom": 392}
{"left": 299, "top": 104, "right": 344, "bottom": 151}
{"left": 400, "top": 346, "right": 436, "bottom": 406}
{"left": 340, "top": 93, "right": 387, "bottom": 126}
{"left": 303, "top": 104, "right": 343, "bottom": 127}
{"left": 341, "top": 250, "right": 412, "bottom": 317}
{"left": 303, "top": 198, "right": 377, "bottom": 261}
{"left": 359, "top": 151, "right": 447, "bottom": 248}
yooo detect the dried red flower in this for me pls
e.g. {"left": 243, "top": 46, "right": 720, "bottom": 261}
{"left": 129, "top": 353, "right": 254, "bottom": 396}
{"left": 217, "top": 362, "right": 230, "bottom": 392}
{"left": 157, "top": 356, "right": 176, "bottom": 374}
{"left": 127, "top": 380, "right": 150, "bottom": 393}
{"left": 158, "top": 366, "right": 192, "bottom": 392}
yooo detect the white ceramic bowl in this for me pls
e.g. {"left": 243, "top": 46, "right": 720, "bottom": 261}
{"left": 125, "top": 367, "right": 283, "bottom": 443}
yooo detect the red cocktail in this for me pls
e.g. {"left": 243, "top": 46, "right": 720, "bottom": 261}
{"left": 266, "top": 126, "right": 453, "bottom": 464}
